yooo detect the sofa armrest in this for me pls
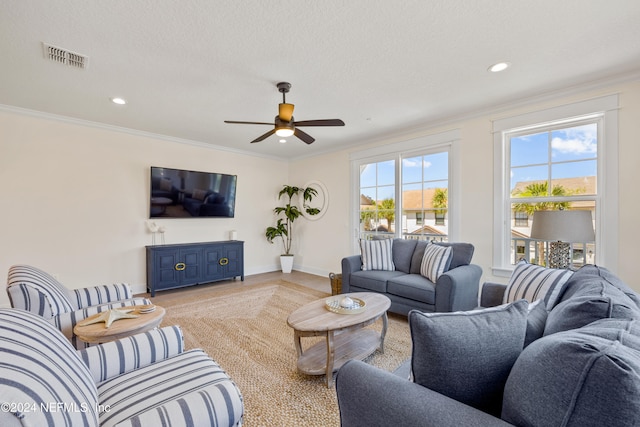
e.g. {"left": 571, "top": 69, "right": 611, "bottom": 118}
{"left": 435, "top": 264, "right": 482, "bottom": 312}
{"left": 78, "top": 325, "right": 184, "bottom": 383}
{"left": 480, "top": 282, "right": 507, "bottom": 307}
{"left": 336, "top": 360, "right": 512, "bottom": 427}
{"left": 70, "top": 283, "right": 134, "bottom": 309}
{"left": 341, "top": 255, "right": 362, "bottom": 293}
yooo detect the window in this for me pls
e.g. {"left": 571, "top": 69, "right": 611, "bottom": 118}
{"left": 493, "top": 95, "right": 619, "bottom": 276}
{"left": 351, "top": 130, "right": 459, "bottom": 251}
{"left": 514, "top": 211, "right": 529, "bottom": 227}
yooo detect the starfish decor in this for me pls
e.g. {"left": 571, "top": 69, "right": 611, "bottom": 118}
{"left": 78, "top": 308, "right": 139, "bottom": 328}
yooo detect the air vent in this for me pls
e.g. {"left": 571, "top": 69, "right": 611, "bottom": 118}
{"left": 42, "top": 43, "right": 89, "bottom": 69}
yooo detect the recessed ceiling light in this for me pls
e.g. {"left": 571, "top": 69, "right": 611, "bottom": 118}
{"left": 110, "top": 97, "right": 127, "bottom": 105}
{"left": 488, "top": 62, "right": 511, "bottom": 73}
{"left": 279, "top": 139, "right": 287, "bottom": 143}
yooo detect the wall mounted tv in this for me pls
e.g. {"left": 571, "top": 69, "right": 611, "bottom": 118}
{"left": 150, "top": 166, "right": 237, "bottom": 218}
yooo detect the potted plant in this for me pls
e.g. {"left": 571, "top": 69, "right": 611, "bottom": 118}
{"left": 265, "top": 185, "right": 321, "bottom": 273}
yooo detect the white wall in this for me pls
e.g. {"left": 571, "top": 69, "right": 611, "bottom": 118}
{"left": 0, "top": 110, "right": 290, "bottom": 307}
{"left": 2, "top": 78, "right": 639, "bottom": 311}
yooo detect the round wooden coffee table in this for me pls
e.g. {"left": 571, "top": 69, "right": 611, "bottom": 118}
{"left": 74, "top": 305, "right": 166, "bottom": 344}
{"left": 287, "top": 292, "right": 391, "bottom": 387}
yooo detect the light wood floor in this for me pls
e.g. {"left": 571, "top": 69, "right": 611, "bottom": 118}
{"left": 141, "top": 271, "right": 332, "bottom": 305}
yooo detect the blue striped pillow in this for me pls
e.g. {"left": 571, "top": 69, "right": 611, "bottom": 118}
{"left": 420, "top": 244, "right": 453, "bottom": 282}
{"left": 503, "top": 261, "right": 573, "bottom": 309}
{"left": 360, "top": 238, "right": 395, "bottom": 271}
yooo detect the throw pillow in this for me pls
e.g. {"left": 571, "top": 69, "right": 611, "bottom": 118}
{"left": 503, "top": 260, "right": 573, "bottom": 309}
{"left": 419, "top": 243, "right": 452, "bottom": 282}
{"left": 525, "top": 300, "right": 548, "bottom": 347}
{"left": 360, "top": 238, "right": 395, "bottom": 271}
{"left": 502, "top": 320, "right": 640, "bottom": 427}
{"left": 409, "top": 300, "right": 528, "bottom": 416}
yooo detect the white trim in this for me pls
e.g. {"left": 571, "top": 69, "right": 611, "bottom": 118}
{"left": 492, "top": 94, "right": 619, "bottom": 276}
{"left": 0, "top": 103, "right": 287, "bottom": 161}
{"left": 349, "top": 129, "right": 460, "bottom": 161}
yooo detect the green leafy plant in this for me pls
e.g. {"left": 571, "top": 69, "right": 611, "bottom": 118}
{"left": 265, "top": 185, "right": 321, "bottom": 255}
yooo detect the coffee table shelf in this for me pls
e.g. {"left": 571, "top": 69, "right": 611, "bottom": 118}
{"left": 296, "top": 329, "right": 382, "bottom": 376}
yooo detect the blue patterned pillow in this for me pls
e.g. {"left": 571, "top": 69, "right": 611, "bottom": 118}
{"left": 360, "top": 239, "right": 395, "bottom": 271}
{"left": 503, "top": 261, "right": 573, "bottom": 309}
{"left": 420, "top": 243, "right": 452, "bottom": 282}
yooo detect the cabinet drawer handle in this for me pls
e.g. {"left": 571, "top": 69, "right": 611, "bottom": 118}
{"left": 175, "top": 262, "right": 186, "bottom": 271}
{"left": 219, "top": 257, "right": 229, "bottom": 266}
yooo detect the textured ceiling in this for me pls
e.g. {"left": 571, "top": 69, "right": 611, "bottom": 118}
{"left": 1, "top": 0, "right": 640, "bottom": 159}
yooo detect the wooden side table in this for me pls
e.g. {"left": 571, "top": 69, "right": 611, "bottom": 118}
{"left": 74, "top": 305, "right": 166, "bottom": 344}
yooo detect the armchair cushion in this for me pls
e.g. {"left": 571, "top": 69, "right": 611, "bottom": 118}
{"left": 79, "top": 326, "right": 184, "bottom": 383}
{"left": 98, "top": 349, "right": 244, "bottom": 427}
{"left": 0, "top": 309, "right": 99, "bottom": 427}
{"left": 409, "top": 300, "right": 528, "bottom": 416}
{"left": 502, "top": 260, "right": 573, "bottom": 309}
{"left": 360, "top": 238, "right": 395, "bottom": 271}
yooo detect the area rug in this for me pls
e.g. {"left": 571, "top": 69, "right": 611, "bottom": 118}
{"left": 161, "top": 280, "right": 411, "bottom": 426}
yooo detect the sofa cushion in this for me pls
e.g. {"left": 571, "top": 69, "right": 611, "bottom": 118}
{"left": 544, "top": 282, "right": 640, "bottom": 336}
{"left": 0, "top": 308, "right": 99, "bottom": 427}
{"left": 392, "top": 238, "right": 418, "bottom": 273}
{"left": 409, "top": 300, "right": 528, "bottom": 416}
{"left": 503, "top": 260, "right": 573, "bottom": 309}
{"left": 360, "top": 238, "right": 395, "bottom": 271}
{"left": 436, "top": 242, "right": 474, "bottom": 269}
{"left": 350, "top": 270, "right": 405, "bottom": 293}
{"left": 387, "top": 274, "right": 436, "bottom": 305}
{"left": 410, "top": 241, "right": 429, "bottom": 274}
{"left": 420, "top": 244, "right": 452, "bottom": 282}
{"left": 502, "top": 319, "right": 640, "bottom": 427}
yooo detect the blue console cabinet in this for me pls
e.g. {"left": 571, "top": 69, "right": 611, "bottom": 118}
{"left": 146, "top": 240, "right": 244, "bottom": 296}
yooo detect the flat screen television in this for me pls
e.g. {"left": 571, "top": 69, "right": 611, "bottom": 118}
{"left": 149, "top": 166, "right": 237, "bottom": 218}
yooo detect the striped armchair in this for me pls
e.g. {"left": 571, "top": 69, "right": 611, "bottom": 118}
{"left": 6, "top": 264, "right": 152, "bottom": 349}
{"left": 0, "top": 308, "right": 244, "bottom": 427}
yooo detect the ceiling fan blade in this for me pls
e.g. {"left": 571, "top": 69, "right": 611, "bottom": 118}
{"left": 294, "top": 128, "right": 315, "bottom": 145}
{"left": 293, "top": 119, "right": 345, "bottom": 127}
{"left": 251, "top": 129, "right": 276, "bottom": 143}
{"left": 278, "top": 103, "right": 294, "bottom": 122}
{"left": 224, "top": 120, "right": 273, "bottom": 125}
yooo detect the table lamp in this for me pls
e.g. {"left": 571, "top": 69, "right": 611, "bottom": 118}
{"left": 530, "top": 210, "right": 595, "bottom": 269}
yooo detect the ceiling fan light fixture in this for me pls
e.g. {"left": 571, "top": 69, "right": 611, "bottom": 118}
{"left": 275, "top": 128, "right": 294, "bottom": 137}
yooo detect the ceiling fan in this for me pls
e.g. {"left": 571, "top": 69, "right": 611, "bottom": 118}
{"left": 224, "top": 82, "right": 345, "bottom": 144}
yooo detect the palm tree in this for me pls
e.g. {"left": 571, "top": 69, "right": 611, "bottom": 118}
{"left": 432, "top": 188, "right": 448, "bottom": 224}
{"left": 378, "top": 198, "right": 395, "bottom": 232}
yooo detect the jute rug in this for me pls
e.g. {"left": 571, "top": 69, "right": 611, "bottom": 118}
{"left": 161, "top": 280, "right": 411, "bottom": 426}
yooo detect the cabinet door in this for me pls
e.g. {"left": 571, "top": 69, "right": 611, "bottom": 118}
{"left": 154, "top": 248, "right": 182, "bottom": 290}
{"left": 202, "top": 245, "right": 224, "bottom": 282}
{"left": 223, "top": 243, "right": 243, "bottom": 277}
{"left": 154, "top": 247, "right": 202, "bottom": 290}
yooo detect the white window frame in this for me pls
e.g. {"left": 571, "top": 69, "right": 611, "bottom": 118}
{"left": 492, "top": 95, "right": 619, "bottom": 277}
{"left": 350, "top": 129, "right": 460, "bottom": 253}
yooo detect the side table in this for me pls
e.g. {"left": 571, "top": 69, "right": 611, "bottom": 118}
{"left": 74, "top": 305, "right": 166, "bottom": 344}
